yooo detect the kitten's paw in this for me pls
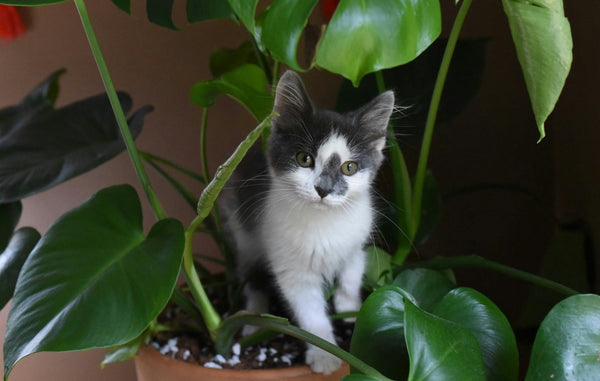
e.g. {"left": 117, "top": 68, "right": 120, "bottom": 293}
{"left": 305, "top": 346, "right": 342, "bottom": 375}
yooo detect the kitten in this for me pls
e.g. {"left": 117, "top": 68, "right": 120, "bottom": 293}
{"left": 221, "top": 71, "right": 394, "bottom": 374}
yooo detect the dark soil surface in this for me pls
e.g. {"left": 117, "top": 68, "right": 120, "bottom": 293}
{"left": 150, "top": 305, "right": 354, "bottom": 370}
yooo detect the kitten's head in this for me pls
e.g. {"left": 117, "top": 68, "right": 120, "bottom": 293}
{"left": 268, "top": 71, "right": 394, "bottom": 208}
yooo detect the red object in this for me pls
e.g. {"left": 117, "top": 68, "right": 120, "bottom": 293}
{"left": 0, "top": 5, "right": 25, "bottom": 40}
{"left": 321, "top": 0, "right": 340, "bottom": 22}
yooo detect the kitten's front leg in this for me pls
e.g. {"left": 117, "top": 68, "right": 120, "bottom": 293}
{"left": 241, "top": 284, "right": 269, "bottom": 336}
{"left": 334, "top": 250, "right": 366, "bottom": 322}
{"left": 276, "top": 270, "right": 342, "bottom": 375}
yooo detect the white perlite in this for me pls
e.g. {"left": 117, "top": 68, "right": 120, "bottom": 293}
{"left": 232, "top": 343, "right": 241, "bottom": 356}
{"left": 203, "top": 361, "right": 223, "bottom": 369}
{"left": 159, "top": 337, "right": 179, "bottom": 356}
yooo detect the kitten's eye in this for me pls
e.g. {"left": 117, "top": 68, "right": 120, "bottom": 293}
{"left": 296, "top": 152, "right": 314, "bottom": 168}
{"left": 341, "top": 161, "right": 358, "bottom": 176}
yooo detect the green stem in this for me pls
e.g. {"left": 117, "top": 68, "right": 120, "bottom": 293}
{"left": 272, "top": 60, "right": 281, "bottom": 85}
{"left": 181, "top": 113, "right": 275, "bottom": 340}
{"left": 200, "top": 107, "right": 211, "bottom": 182}
{"left": 73, "top": 0, "right": 166, "bottom": 220}
{"left": 182, "top": 227, "right": 222, "bottom": 339}
{"left": 412, "top": 0, "right": 473, "bottom": 229}
{"left": 251, "top": 35, "right": 272, "bottom": 85}
{"left": 217, "top": 313, "right": 394, "bottom": 381}
{"left": 400, "top": 255, "right": 579, "bottom": 296}
{"left": 375, "top": 70, "right": 386, "bottom": 93}
{"left": 143, "top": 157, "right": 197, "bottom": 210}
{"left": 196, "top": 112, "right": 275, "bottom": 221}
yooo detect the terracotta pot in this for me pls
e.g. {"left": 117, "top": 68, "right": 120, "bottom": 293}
{"left": 135, "top": 346, "right": 350, "bottom": 381}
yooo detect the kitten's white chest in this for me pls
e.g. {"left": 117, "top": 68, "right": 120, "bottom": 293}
{"left": 263, "top": 190, "right": 373, "bottom": 280}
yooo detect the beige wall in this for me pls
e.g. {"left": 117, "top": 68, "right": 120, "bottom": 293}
{"left": 1, "top": 1, "right": 598, "bottom": 380}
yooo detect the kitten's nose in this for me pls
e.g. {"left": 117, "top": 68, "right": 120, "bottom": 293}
{"left": 314, "top": 186, "right": 331, "bottom": 199}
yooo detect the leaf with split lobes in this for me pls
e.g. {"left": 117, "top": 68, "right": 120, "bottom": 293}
{"left": 316, "top": 0, "right": 441, "bottom": 86}
{"left": 258, "top": 0, "right": 318, "bottom": 71}
{"left": 190, "top": 64, "right": 273, "bottom": 121}
{"left": 227, "top": 0, "right": 259, "bottom": 36}
{"left": 0, "top": 71, "right": 152, "bottom": 203}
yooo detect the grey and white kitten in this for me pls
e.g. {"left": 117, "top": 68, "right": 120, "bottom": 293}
{"left": 221, "top": 71, "right": 394, "bottom": 374}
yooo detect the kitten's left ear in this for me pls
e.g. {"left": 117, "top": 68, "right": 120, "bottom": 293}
{"left": 273, "top": 71, "right": 313, "bottom": 124}
{"left": 358, "top": 90, "right": 395, "bottom": 135}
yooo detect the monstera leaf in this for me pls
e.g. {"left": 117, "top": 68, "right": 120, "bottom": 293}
{"left": 190, "top": 64, "right": 273, "bottom": 121}
{"left": 3, "top": 185, "right": 184, "bottom": 379}
{"left": 0, "top": 70, "right": 152, "bottom": 203}
{"left": 526, "top": 294, "right": 600, "bottom": 380}
{"left": 502, "top": 0, "right": 572, "bottom": 140}
{"left": 257, "top": 0, "right": 319, "bottom": 71}
{"left": 315, "top": 0, "right": 441, "bottom": 86}
{"left": 107, "top": 0, "right": 234, "bottom": 28}
{"left": 350, "top": 275, "right": 517, "bottom": 381}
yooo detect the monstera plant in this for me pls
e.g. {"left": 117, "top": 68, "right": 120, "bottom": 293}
{"left": 1, "top": 0, "right": 598, "bottom": 380}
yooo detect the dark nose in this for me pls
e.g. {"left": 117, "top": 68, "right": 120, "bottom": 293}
{"left": 314, "top": 186, "right": 331, "bottom": 199}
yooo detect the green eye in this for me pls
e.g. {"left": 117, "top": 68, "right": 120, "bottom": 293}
{"left": 341, "top": 161, "right": 358, "bottom": 176}
{"left": 296, "top": 152, "right": 314, "bottom": 168}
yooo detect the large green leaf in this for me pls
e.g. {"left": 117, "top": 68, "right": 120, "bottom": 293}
{"left": 413, "top": 170, "right": 442, "bottom": 246}
{"left": 434, "top": 288, "right": 519, "bottom": 381}
{"left": 525, "top": 294, "right": 600, "bottom": 381}
{"left": 393, "top": 268, "right": 455, "bottom": 312}
{"left": 3, "top": 185, "right": 184, "bottom": 379}
{"left": 189, "top": 64, "right": 273, "bottom": 121}
{"left": 227, "top": 0, "right": 259, "bottom": 35}
{"left": 0, "top": 228, "right": 40, "bottom": 311}
{"left": 364, "top": 246, "right": 393, "bottom": 291}
{"left": 0, "top": 71, "right": 152, "bottom": 203}
{"left": 501, "top": 0, "right": 572, "bottom": 140}
{"left": 258, "top": 0, "right": 318, "bottom": 71}
{"left": 209, "top": 41, "right": 261, "bottom": 78}
{"left": 350, "top": 285, "right": 414, "bottom": 380}
{"left": 337, "top": 38, "right": 488, "bottom": 141}
{"left": 316, "top": 0, "right": 441, "bottom": 86}
{"left": 404, "top": 300, "right": 487, "bottom": 381}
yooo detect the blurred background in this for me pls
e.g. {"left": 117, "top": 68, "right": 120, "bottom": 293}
{"left": 0, "top": 1, "right": 598, "bottom": 379}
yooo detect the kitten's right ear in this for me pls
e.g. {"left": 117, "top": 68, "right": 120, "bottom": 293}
{"left": 273, "top": 71, "right": 313, "bottom": 125}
